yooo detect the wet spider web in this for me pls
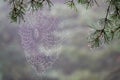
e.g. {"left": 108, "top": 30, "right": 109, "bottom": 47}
{"left": 18, "top": 10, "right": 63, "bottom": 74}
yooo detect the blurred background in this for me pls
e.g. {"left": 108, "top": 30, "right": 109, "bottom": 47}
{"left": 0, "top": 0, "right": 120, "bottom": 80}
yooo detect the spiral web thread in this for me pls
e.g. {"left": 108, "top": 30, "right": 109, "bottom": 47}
{"left": 18, "top": 10, "right": 63, "bottom": 74}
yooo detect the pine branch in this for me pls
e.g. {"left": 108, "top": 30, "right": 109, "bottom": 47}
{"left": 66, "top": 0, "right": 78, "bottom": 11}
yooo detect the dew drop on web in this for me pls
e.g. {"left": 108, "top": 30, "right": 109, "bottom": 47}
{"left": 34, "top": 28, "right": 39, "bottom": 39}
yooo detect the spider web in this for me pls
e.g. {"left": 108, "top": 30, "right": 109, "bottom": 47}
{"left": 18, "top": 10, "right": 63, "bottom": 74}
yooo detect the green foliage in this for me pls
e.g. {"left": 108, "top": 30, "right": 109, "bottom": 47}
{"left": 88, "top": 0, "right": 120, "bottom": 48}
{"left": 77, "top": 0, "right": 99, "bottom": 8}
{"left": 66, "top": 0, "right": 77, "bottom": 11}
{"left": 8, "top": 0, "right": 25, "bottom": 22}
{"left": 30, "top": 0, "right": 44, "bottom": 10}
{"left": 5, "top": 0, "right": 53, "bottom": 22}
{"left": 4, "top": 0, "right": 120, "bottom": 48}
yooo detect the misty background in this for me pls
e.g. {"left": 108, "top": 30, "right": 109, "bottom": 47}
{"left": 0, "top": 0, "right": 120, "bottom": 80}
